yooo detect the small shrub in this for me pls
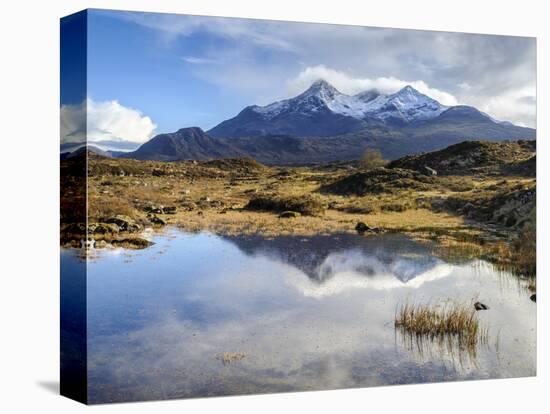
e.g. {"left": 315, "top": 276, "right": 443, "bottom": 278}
{"left": 360, "top": 149, "right": 387, "bottom": 170}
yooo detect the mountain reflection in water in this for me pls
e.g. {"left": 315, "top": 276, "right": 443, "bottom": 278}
{"left": 225, "top": 234, "right": 453, "bottom": 296}
{"left": 63, "top": 230, "right": 536, "bottom": 403}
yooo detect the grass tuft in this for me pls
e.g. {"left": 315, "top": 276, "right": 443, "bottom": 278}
{"left": 395, "top": 301, "right": 488, "bottom": 350}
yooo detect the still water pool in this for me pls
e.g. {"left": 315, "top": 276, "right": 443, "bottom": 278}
{"left": 61, "top": 229, "right": 536, "bottom": 403}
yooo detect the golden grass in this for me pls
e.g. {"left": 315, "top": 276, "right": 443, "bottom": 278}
{"left": 63, "top": 156, "right": 534, "bottom": 269}
{"left": 395, "top": 301, "right": 488, "bottom": 350}
{"left": 433, "top": 225, "right": 536, "bottom": 279}
{"left": 88, "top": 195, "right": 136, "bottom": 221}
{"left": 221, "top": 352, "right": 246, "bottom": 366}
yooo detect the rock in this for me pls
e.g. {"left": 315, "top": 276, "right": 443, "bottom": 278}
{"left": 474, "top": 301, "right": 489, "bottom": 311}
{"left": 111, "top": 237, "right": 154, "bottom": 249}
{"left": 530, "top": 294, "right": 536, "bottom": 302}
{"left": 279, "top": 211, "right": 301, "bottom": 218}
{"left": 89, "top": 222, "right": 120, "bottom": 234}
{"left": 144, "top": 205, "right": 164, "bottom": 214}
{"left": 162, "top": 206, "right": 177, "bottom": 214}
{"left": 152, "top": 168, "right": 165, "bottom": 177}
{"left": 355, "top": 222, "right": 371, "bottom": 234}
{"left": 104, "top": 215, "right": 141, "bottom": 232}
{"left": 148, "top": 215, "right": 166, "bottom": 226}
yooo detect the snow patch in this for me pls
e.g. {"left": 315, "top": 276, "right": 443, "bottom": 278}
{"left": 251, "top": 81, "right": 449, "bottom": 123}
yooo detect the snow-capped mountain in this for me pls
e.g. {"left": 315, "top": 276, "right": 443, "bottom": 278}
{"left": 361, "top": 85, "right": 447, "bottom": 123}
{"left": 250, "top": 80, "right": 446, "bottom": 123}
{"left": 125, "top": 79, "right": 535, "bottom": 164}
{"left": 209, "top": 80, "right": 452, "bottom": 137}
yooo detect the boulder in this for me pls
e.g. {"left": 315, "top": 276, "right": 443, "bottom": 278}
{"left": 89, "top": 222, "right": 120, "bottom": 234}
{"left": 148, "top": 215, "right": 166, "bottom": 226}
{"left": 111, "top": 237, "right": 154, "bottom": 249}
{"left": 144, "top": 205, "right": 164, "bottom": 214}
{"left": 474, "top": 301, "right": 489, "bottom": 311}
{"left": 162, "top": 206, "right": 177, "bottom": 214}
{"left": 104, "top": 215, "right": 141, "bottom": 232}
{"left": 355, "top": 222, "right": 371, "bottom": 234}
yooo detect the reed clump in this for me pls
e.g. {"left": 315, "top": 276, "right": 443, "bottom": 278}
{"left": 395, "top": 302, "right": 488, "bottom": 349}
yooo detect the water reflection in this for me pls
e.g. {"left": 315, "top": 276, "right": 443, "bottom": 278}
{"left": 63, "top": 230, "right": 536, "bottom": 403}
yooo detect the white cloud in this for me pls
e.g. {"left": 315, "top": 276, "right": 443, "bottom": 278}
{"left": 476, "top": 86, "right": 536, "bottom": 127}
{"left": 60, "top": 98, "right": 157, "bottom": 145}
{"left": 182, "top": 56, "right": 219, "bottom": 65}
{"left": 120, "top": 12, "right": 295, "bottom": 51}
{"left": 287, "top": 65, "right": 459, "bottom": 106}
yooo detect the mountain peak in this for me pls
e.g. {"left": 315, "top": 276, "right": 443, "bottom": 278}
{"left": 396, "top": 85, "right": 421, "bottom": 96}
{"left": 402, "top": 85, "right": 416, "bottom": 91}
{"left": 310, "top": 79, "right": 335, "bottom": 89}
{"left": 302, "top": 79, "right": 340, "bottom": 98}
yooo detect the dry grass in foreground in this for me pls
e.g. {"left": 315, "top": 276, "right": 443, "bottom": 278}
{"left": 395, "top": 302, "right": 488, "bottom": 350}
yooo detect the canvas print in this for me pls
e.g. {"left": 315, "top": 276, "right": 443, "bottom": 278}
{"left": 60, "top": 9, "right": 536, "bottom": 404}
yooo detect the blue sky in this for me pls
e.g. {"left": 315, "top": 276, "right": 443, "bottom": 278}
{"left": 60, "top": 9, "right": 536, "bottom": 150}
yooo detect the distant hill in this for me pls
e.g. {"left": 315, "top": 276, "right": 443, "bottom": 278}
{"left": 387, "top": 140, "right": 536, "bottom": 175}
{"left": 120, "top": 127, "right": 243, "bottom": 161}
{"left": 123, "top": 127, "right": 535, "bottom": 166}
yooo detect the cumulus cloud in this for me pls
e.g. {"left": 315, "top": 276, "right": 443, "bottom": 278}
{"left": 287, "top": 65, "right": 459, "bottom": 106}
{"left": 60, "top": 98, "right": 157, "bottom": 147}
{"left": 476, "top": 86, "right": 536, "bottom": 127}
